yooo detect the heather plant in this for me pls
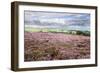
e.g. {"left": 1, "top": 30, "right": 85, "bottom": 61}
{"left": 24, "top": 32, "right": 90, "bottom": 61}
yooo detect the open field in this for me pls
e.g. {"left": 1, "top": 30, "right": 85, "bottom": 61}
{"left": 24, "top": 32, "right": 90, "bottom": 61}
{"left": 25, "top": 27, "right": 69, "bottom": 32}
{"left": 25, "top": 27, "right": 90, "bottom": 36}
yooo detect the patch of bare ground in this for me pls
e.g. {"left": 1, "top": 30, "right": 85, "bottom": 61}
{"left": 24, "top": 32, "right": 90, "bottom": 61}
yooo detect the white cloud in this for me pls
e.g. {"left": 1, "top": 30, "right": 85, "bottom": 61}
{"left": 39, "top": 18, "right": 66, "bottom": 24}
{"left": 24, "top": 10, "right": 90, "bottom": 29}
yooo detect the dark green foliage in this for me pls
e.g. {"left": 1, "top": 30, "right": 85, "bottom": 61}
{"left": 64, "top": 30, "right": 90, "bottom": 36}
{"left": 75, "top": 31, "right": 90, "bottom": 36}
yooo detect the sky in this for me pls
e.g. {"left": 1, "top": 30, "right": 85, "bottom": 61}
{"left": 24, "top": 10, "right": 90, "bottom": 31}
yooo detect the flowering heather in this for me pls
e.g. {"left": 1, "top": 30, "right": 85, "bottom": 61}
{"left": 24, "top": 32, "right": 90, "bottom": 61}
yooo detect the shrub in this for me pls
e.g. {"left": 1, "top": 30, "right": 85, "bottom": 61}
{"left": 45, "top": 47, "right": 59, "bottom": 57}
{"left": 75, "top": 30, "right": 90, "bottom": 36}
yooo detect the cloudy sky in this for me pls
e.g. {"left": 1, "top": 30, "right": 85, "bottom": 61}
{"left": 24, "top": 10, "right": 90, "bottom": 31}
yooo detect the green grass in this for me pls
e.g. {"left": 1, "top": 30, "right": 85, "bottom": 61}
{"left": 25, "top": 27, "right": 41, "bottom": 32}
{"left": 25, "top": 27, "right": 68, "bottom": 32}
{"left": 25, "top": 27, "right": 90, "bottom": 36}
